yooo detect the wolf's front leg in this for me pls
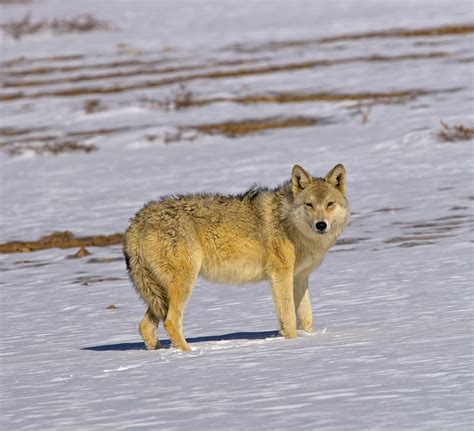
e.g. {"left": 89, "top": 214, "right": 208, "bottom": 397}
{"left": 270, "top": 270, "right": 297, "bottom": 339}
{"left": 294, "top": 274, "right": 313, "bottom": 333}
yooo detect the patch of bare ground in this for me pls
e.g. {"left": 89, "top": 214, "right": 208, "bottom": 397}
{"left": 193, "top": 116, "right": 324, "bottom": 138}
{"left": 87, "top": 257, "right": 123, "bottom": 264}
{"left": 141, "top": 84, "right": 196, "bottom": 111}
{"left": 0, "top": 124, "right": 159, "bottom": 149}
{"left": 0, "top": 51, "right": 451, "bottom": 101}
{"left": 143, "top": 88, "right": 458, "bottom": 113}
{"left": 1, "top": 57, "right": 264, "bottom": 80}
{"left": 76, "top": 276, "right": 122, "bottom": 286}
{"left": 0, "top": 12, "right": 117, "bottom": 40}
{"left": 437, "top": 121, "right": 474, "bottom": 142}
{"left": 0, "top": 126, "right": 48, "bottom": 137}
{"left": 0, "top": 0, "right": 32, "bottom": 4}
{"left": 83, "top": 98, "right": 107, "bottom": 114}
{"left": 457, "top": 56, "right": 474, "bottom": 63}
{"left": 373, "top": 207, "right": 406, "bottom": 213}
{"left": 2, "top": 55, "right": 84, "bottom": 67}
{"left": 5, "top": 140, "right": 97, "bottom": 157}
{"left": 320, "top": 24, "right": 474, "bottom": 43}
{"left": 335, "top": 237, "right": 370, "bottom": 246}
{"left": 386, "top": 214, "right": 473, "bottom": 247}
{"left": 229, "top": 24, "right": 474, "bottom": 52}
{"left": 66, "top": 247, "right": 91, "bottom": 259}
{"left": 0, "top": 231, "right": 123, "bottom": 254}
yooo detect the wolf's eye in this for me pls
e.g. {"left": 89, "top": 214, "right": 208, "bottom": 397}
{"left": 305, "top": 202, "right": 313, "bottom": 209}
{"left": 327, "top": 202, "right": 335, "bottom": 208}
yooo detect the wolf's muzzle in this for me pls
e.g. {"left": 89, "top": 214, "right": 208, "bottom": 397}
{"left": 315, "top": 221, "right": 327, "bottom": 233}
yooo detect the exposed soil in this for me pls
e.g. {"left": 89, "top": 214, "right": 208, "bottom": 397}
{"left": 0, "top": 51, "right": 451, "bottom": 101}
{"left": 141, "top": 88, "right": 453, "bottom": 112}
{"left": 0, "top": 12, "right": 117, "bottom": 40}
{"left": 320, "top": 24, "right": 474, "bottom": 44}
{"left": 6, "top": 140, "right": 98, "bottom": 156}
{"left": 1, "top": 56, "right": 264, "bottom": 78}
{"left": 437, "top": 121, "right": 474, "bottom": 142}
{"left": 83, "top": 98, "right": 107, "bottom": 114}
{"left": 0, "top": 0, "right": 32, "bottom": 4}
{"left": 0, "top": 231, "right": 123, "bottom": 253}
{"left": 387, "top": 213, "right": 473, "bottom": 247}
{"left": 193, "top": 116, "right": 324, "bottom": 137}
{"left": 76, "top": 275, "right": 122, "bottom": 286}
{"left": 0, "top": 124, "right": 158, "bottom": 149}
{"left": 229, "top": 24, "right": 474, "bottom": 52}
{"left": 87, "top": 257, "right": 123, "bottom": 264}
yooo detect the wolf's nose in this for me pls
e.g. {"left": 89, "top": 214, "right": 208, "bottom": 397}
{"left": 315, "top": 221, "right": 327, "bottom": 232}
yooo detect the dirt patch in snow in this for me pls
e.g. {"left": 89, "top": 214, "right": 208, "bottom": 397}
{"left": 437, "top": 121, "right": 474, "bottom": 142}
{"left": 229, "top": 24, "right": 474, "bottom": 52}
{"left": 0, "top": 12, "right": 117, "bottom": 40}
{"left": 192, "top": 116, "right": 324, "bottom": 137}
{"left": 0, "top": 231, "right": 123, "bottom": 253}
{"left": 0, "top": 52, "right": 451, "bottom": 101}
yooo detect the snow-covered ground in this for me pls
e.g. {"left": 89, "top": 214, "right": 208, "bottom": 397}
{"left": 1, "top": 0, "right": 473, "bottom": 429}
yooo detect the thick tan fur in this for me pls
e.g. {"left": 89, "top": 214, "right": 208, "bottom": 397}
{"left": 124, "top": 164, "right": 350, "bottom": 351}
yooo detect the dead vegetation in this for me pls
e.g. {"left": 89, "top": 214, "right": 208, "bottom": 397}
{"left": 76, "top": 276, "right": 122, "bottom": 286}
{"left": 0, "top": 51, "right": 451, "bottom": 101}
{"left": 320, "top": 24, "right": 474, "bottom": 44}
{"left": 0, "top": 124, "right": 157, "bottom": 150}
{"left": 0, "top": 231, "right": 123, "bottom": 254}
{"left": 193, "top": 116, "right": 323, "bottom": 138}
{"left": 140, "top": 84, "right": 196, "bottom": 111}
{"left": 0, "top": 0, "right": 32, "bottom": 4}
{"left": 0, "top": 12, "right": 117, "bottom": 40}
{"left": 229, "top": 23, "right": 474, "bottom": 52}
{"left": 67, "top": 247, "right": 91, "bottom": 259}
{"left": 83, "top": 98, "right": 107, "bottom": 114}
{"left": 233, "top": 89, "right": 434, "bottom": 105}
{"left": 437, "top": 121, "right": 474, "bottom": 142}
{"left": 5, "top": 140, "right": 98, "bottom": 156}
{"left": 140, "top": 88, "right": 457, "bottom": 119}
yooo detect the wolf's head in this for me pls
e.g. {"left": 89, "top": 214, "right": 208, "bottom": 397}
{"left": 289, "top": 164, "right": 350, "bottom": 240}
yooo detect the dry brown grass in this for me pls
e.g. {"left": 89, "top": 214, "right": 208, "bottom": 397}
{"left": 437, "top": 121, "right": 474, "bottom": 142}
{"left": 0, "top": 0, "right": 32, "bottom": 4}
{"left": 140, "top": 88, "right": 458, "bottom": 113}
{"left": 320, "top": 24, "right": 474, "bottom": 44}
{"left": 234, "top": 90, "right": 432, "bottom": 105}
{"left": 0, "top": 51, "right": 451, "bottom": 101}
{"left": 230, "top": 24, "right": 474, "bottom": 52}
{"left": 141, "top": 84, "right": 196, "bottom": 111}
{"left": 83, "top": 98, "right": 107, "bottom": 114}
{"left": 0, "top": 12, "right": 117, "bottom": 39}
{"left": 194, "top": 116, "right": 323, "bottom": 137}
{"left": 5, "top": 140, "right": 98, "bottom": 156}
{"left": 0, "top": 231, "right": 123, "bottom": 253}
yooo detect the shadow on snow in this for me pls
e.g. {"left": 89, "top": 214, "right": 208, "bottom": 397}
{"left": 82, "top": 330, "right": 280, "bottom": 351}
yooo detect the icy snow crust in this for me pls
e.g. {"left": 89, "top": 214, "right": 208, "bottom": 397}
{"left": 1, "top": 0, "right": 473, "bottom": 429}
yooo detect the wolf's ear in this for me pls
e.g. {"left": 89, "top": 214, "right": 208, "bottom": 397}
{"left": 291, "top": 165, "right": 313, "bottom": 194}
{"left": 325, "top": 164, "right": 346, "bottom": 194}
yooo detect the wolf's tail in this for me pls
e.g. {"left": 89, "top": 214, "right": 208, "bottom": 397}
{"left": 123, "top": 238, "right": 168, "bottom": 321}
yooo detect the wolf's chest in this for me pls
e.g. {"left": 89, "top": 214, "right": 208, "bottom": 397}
{"left": 294, "top": 253, "right": 324, "bottom": 276}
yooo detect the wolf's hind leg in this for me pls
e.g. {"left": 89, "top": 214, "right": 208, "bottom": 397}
{"left": 163, "top": 273, "right": 196, "bottom": 352}
{"left": 139, "top": 307, "right": 162, "bottom": 350}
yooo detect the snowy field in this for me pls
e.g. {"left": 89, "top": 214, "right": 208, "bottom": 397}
{"left": 1, "top": 0, "right": 473, "bottom": 429}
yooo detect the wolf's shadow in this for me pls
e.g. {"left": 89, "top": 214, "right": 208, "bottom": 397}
{"left": 83, "top": 330, "right": 280, "bottom": 351}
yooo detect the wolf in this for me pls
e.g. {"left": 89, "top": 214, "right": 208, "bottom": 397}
{"left": 123, "top": 164, "right": 349, "bottom": 351}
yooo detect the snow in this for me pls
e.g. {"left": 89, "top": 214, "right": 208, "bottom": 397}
{"left": 1, "top": 0, "right": 473, "bottom": 429}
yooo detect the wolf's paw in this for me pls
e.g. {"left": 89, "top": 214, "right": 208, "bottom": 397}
{"left": 296, "top": 329, "right": 314, "bottom": 337}
{"left": 279, "top": 329, "right": 297, "bottom": 339}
